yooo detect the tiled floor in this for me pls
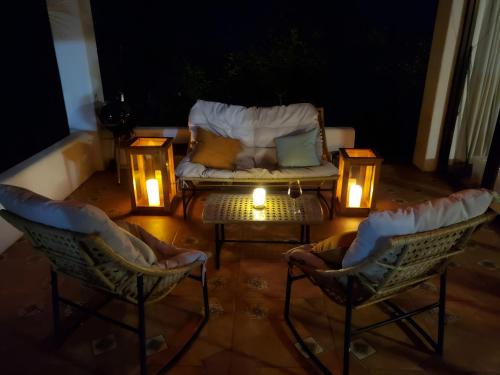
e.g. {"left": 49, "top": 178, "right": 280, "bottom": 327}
{"left": 0, "top": 164, "right": 499, "bottom": 374}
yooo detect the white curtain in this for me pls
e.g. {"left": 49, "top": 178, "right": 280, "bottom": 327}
{"left": 450, "top": 0, "right": 500, "bottom": 172}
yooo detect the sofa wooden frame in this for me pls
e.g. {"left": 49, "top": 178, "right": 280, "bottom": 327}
{"left": 178, "top": 108, "right": 339, "bottom": 220}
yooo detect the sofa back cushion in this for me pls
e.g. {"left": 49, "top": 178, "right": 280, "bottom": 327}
{"left": 342, "top": 189, "right": 493, "bottom": 268}
{"left": 252, "top": 103, "right": 319, "bottom": 147}
{"left": 0, "top": 184, "right": 157, "bottom": 267}
{"left": 188, "top": 100, "right": 321, "bottom": 152}
{"left": 189, "top": 100, "right": 254, "bottom": 147}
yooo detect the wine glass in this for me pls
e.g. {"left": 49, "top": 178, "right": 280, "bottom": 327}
{"left": 288, "top": 179, "right": 303, "bottom": 216}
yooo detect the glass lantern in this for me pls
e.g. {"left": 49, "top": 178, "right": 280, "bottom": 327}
{"left": 126, "top": 137, "right": 177, "bottom": 214}
{"left": 335, "top": 148, "right": 383, "bottom": 216}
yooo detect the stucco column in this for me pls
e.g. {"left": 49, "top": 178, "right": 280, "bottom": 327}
{"left": 47, "top": 0, "right": 104, "bottom": 169}
{"left": 413, "top": 0, "right": 466, "bottom": 171}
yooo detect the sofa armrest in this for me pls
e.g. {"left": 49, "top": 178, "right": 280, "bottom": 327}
{"left": 324, "top": 127, "right": 355, "bottom": 152}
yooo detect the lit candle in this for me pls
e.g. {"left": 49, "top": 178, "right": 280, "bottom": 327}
{"left": 146, "top": 178, "right": 160, "bottom": 206}
{"left": 348, "top": 183, "right": 362, "bottom": 208}
{"left": 253, "top": 187, "right": 266, "bottom": 209}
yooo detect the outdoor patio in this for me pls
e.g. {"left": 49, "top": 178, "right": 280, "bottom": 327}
{"left": 1, "top": 164, "right": 499, "bottom": 374}
{"left": 3, "top": 1, "right": 500, "bottom": 374}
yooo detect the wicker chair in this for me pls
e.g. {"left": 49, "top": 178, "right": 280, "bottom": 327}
{"left": 0, "top": 209, "right": 209, "bottom": 375}
{"left": 284, "top": 210, "right": 496, "bottom": 375}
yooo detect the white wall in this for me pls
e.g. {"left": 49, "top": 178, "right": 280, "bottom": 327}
{"left": 0, "top": 1, "right": 106, "bottom": 253}
{"left": 413, "top": 0, "right": 466, "bottom": 171}
{"left": 0, "top": 132, "right": 101, "bottom": 253}
{"left": 48, "top": 0, "right": 103, "bottom": 132}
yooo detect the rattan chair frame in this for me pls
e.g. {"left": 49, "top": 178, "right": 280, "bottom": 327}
{"left": 0, "top": 209, "right": 209, "bottom": 375}
{"left": 284, "top": 210, "right": 496, "bottom": 375}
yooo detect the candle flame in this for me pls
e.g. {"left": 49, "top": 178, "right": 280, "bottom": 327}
{"left": 146, "top": 178, "right": 160, "bottom": 206}
{"left": 253, "top": 188, "right": 266, "bottom": 209}
{"left": 348, "top": 180, "right": 362, "bottom": 208}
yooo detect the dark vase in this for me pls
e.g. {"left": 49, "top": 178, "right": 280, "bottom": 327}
{"left": 99, "top": 93, "right": 133, "bottom": 136}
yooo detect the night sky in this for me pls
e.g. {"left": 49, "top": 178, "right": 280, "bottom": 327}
{"left": 92, "top": 0, "right": 438, "bottom": 163}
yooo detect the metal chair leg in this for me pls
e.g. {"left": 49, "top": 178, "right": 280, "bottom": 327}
{"left": 158, "top": 267, "right": 210, "bottom": 374}
{"left": 284, "top": 268, "right": 292, "bottom": 319}
{"left": 215, "top": 224, "right": 222, "bottom": 270}
{"left": 182, "top": 184, "right": 188, "bottom": 220}
{"left": 201, "top": 264, "right": 210, "bottom": 321}
{"left": 137, "top": 274, "right": 147, "bottom": 375}
{"left": 284, "top": 267, "right": 331, "bottom": 374}
{"left": 437, "top": 270, "right": 447, "bottom": 356}
{"left": 50, "top": 269, "right": 60, "bottom": 341}
{"left": 343, "top": 276, "right": 354, "bottom": 375}
{"left": 47, "top": 269, "right": 207, "bottom": 374}
{"left": 330, "top": 181, "right": 336, "bottom": 219}
{"left": 182, "top": 183, "right": 197, "bottom": 220}
{"left": 114, "top": 134, "right": 121, "bottom": 185}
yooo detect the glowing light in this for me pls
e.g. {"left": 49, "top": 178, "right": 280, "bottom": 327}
{"left": 252, "top": 209, "right": 266, "bottom": 220}
{"left": 253, "top": 188, "right": 266, "bottom": 209}
{"left": 146, "top": 178, "right": 160, "bottom": 206}
{"left": 348, "top": 182, "right": 362, "bottom": 208}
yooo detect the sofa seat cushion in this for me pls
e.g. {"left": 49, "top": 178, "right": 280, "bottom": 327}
{"left": 0, "top": 184, "right": 157, "bottom": 267}
{"left": 176, "top": 156, "right": 338, "bottom": 179}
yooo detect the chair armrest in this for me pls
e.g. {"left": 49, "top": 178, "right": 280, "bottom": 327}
{"left": 135, "top": 260, "right": 204, "bottom": 277}
{"left": 87, "top": 235, "right": 204, "bottom": 277}
{"left": 312, "top": 231, "right": 357, "bottom": 254}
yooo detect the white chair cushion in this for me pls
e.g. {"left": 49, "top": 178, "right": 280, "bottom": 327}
{"left": 0, "top": 184, "right": 157, "bottom": 267}
{"left": 342, "top": 189, "right": 493, "bottom": 268}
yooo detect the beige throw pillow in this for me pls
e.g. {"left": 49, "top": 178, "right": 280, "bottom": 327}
{"left": 190, "top": 127, "right": 242, "bottom": 170}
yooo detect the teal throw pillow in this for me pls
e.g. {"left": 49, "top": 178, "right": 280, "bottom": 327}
{"left": 275, "top": 128, "right": 321, "bottom": 167}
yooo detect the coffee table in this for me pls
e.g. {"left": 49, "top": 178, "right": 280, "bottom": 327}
{"left": 202, "top": 192, "right": 323, "bottom": 269}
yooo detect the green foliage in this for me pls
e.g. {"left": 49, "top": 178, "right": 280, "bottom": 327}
{"left": 180, "top": 28, "right": 326, "bottom": 105}
{"left": 181, "top": 63, "right": 213, "bottom": 103}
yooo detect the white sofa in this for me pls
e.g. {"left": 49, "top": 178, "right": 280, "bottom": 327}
{"left": 175, "top": 100, "right": 355, "bottom": 218}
